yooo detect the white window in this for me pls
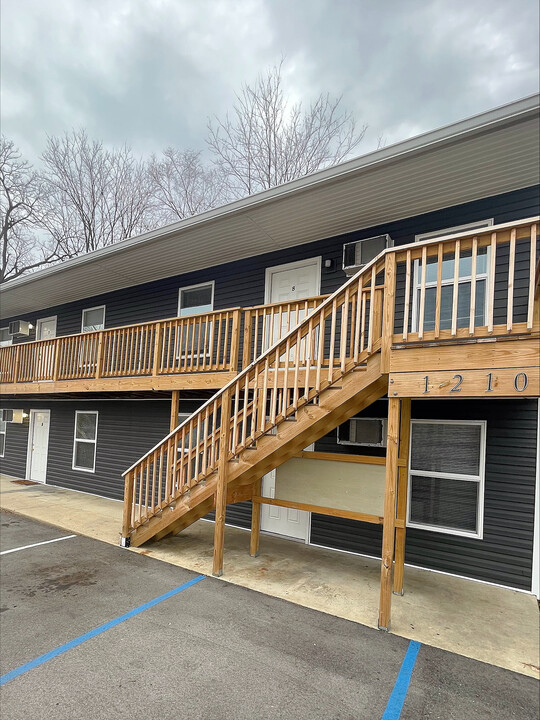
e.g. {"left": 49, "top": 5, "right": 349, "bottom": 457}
{"left": 407, "top": 420, "right": 486, "bottom": 538}
{"left": 413, "top": 220, "right": 493, "bottom": 332}
{"left": 338, "top": 417, "right": 387, "bottom": 447}
{"left": 72, "top": 411, "right": 98, "bottom": 472}
{"left": 81, "top": 306, "right": 106, "bottom": 332}
{"left": 0, "top": 327, "right": 12, "bottom": 347}
{"left": 178, "top": 282, "right": 214, "bottom": 317}
{"left": 0, "top": 419, "right": 6, "bottom": 457}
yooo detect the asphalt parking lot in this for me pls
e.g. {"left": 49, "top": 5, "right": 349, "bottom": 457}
{"left": 0, "top": 511, "right": 538, "bottom": 720}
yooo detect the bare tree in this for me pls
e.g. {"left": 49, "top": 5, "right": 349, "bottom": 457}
{"left": 207, "top": 62, "right": 367, "bottom": 198}
{"left": 148, "top": 148, "right": 226, "bottom": 224}
{"left": 0, "top": 137, "right": 64, "bottom": 282}
{"left": 40, "top": 130, "right": 156, "bottom": 256}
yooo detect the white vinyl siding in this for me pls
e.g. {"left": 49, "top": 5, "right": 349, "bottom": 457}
{"left": 72, "top": 411, "right": 98, "bottom": 472}
{"left": 407, "top": 420, "right": 486, "bottom": 539}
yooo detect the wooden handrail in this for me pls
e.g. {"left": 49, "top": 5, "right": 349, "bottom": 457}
{"left": 120, "top": 216, "right": 539, "bottom": 539}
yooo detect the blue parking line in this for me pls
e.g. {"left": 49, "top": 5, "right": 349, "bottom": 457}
{"left": 0, "top": 574, "right": 205, "bottom": 686}
{"left": 381, "top": 640, "right": 421, "bottom": 720}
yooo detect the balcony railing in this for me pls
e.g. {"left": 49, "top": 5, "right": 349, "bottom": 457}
{"left": 0, "top": 216, "right": 538, "bottom": 390}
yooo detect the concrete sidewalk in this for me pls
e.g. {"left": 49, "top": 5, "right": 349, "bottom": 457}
{"left": 1, "top": 473, "right": 538, "bottom": 679}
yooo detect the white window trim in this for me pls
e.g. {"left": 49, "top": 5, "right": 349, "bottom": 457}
{"left": 337, "top": 417, "right": 387, "bottom": 448}
{"left": 407, "top": 419, "right": 487, "bottom": 539}
{"left": 81, "top": 305, "right": 106, "bottom": 332}
{"left": 72, "top": 410, "right": 99, "bottom": 473}
{"left": 177, "top": 281, "right": 215, "bottom": 317}
{"left": 0, "top": 327, "right": 13, "bottom": 347}
{"left": 0, "top": 420, "right": 6, "bottom": 457}
{"left": 411, "top": 219, "right": 494, "bottom": 333}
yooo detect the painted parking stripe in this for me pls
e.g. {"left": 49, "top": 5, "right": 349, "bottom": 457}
{"left": 0, "top": 574, "right": 205, "bottom": 686}
{"left": 381, "top": 640, "right": 421, "bottom": 720}
{"left": 0, "top": 535, "right": 77, "bottom": 556}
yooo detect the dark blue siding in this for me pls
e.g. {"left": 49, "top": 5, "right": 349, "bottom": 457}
{"left": 2, "top": 186, "right": 538, "bottom": 336}
{"left": 310, "top": 399, "right": 538, "bottom": 591}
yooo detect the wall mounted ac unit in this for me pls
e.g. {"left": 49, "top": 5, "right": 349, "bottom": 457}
{"left": 342, "top": 234, "right": 393, "bottom": 276}
{"left": 8, "top": 320, "right": 32, "bottom": 337}
{"left": 0, "top": 409, "right": 25, "bottom": 423}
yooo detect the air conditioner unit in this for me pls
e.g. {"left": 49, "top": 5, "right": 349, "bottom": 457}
{"left": 0, "top": 409, "right": 25, "bottom": 423}
{"left": 8, "top": 320, "right": 32, "bottom": 337}
{"left": 342, "top": 234, "right": 393, "bottom": 276}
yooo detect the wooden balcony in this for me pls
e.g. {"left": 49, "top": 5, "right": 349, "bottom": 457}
{"left": 1, "top": 217, "right": 538, "bottom": 397}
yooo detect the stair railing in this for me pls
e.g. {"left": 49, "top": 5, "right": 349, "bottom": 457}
{"left": 121, "top": 254, "right": 388, "bottom": 538}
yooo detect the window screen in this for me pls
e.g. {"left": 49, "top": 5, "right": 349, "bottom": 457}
{"left": 179, "top": 284, "right": 213, "bottom": 316}
{"left": 408, "top": 421, "right": 485, "bottom": 537}
{"left": 0, "top": 419, "right": 6, "bottom": 456}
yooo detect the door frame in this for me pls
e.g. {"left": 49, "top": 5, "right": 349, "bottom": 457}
{"left": 26, "top": 409, "right": 51, "bottom": 484}
{"left": 36, "top": 315, "right": 57, "bottom": 340}
{"left": 264, "top": 257, "right": 322, "bottom": 303}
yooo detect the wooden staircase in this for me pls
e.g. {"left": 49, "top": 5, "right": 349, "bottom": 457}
{"left": 121, "top": 217, "right": 539, "bottom": 577}
{"left": 122, "top": 251, "right": 391, "bottom": 554}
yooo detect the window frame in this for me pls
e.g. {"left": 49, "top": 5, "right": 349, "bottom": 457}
{"left": 0, "top": 419, "right": 6, "bottom": 457}
{"left": 406, "top": 419, "right": 487, "bottom": 539}
{"left": 0, "top": 327, "right": 12, "bottom": 347}
{"left": 337, "top": 417, "right": 388, "bottom": 448}
{"left": 81, "top": 305, "right": 106, "bottom": 333}
{"left": 72, "top": 410, "right": 99, "bottom": 473}
{"left": 411, "top": 219, "right": 494, "bottom": 333}
{"left": 177, "top": 281, "right": 215, "bottom": 317}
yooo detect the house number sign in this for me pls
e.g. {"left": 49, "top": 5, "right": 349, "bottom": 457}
{"left": 388, "top": 368, "right": 539, "bottom": 398}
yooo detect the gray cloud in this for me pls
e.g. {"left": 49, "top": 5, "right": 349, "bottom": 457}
{"left": 2, "top": 0, "right": 538, "bottom": 163}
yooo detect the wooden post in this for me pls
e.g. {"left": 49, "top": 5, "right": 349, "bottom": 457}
{"left": 393, "top": 398, "right": 411, "bottom": 596}
{"left": 378, "top": 397, "right": 400, "bottom": 631}
{"left": 52, "top": 341, "right": 61, "bottom": 382}
{"left": 250, "top": 478, "right": 262, "bottom": 557}
{"left": 381, "top": 254, "right": 396, "bottom": 373}
{"left": 95, "top": 332, "right": 104, "bottom": 379}
{"left": 170, "top": 390, "right": 180, "bottom": 432}
{"left": 152, "top": 322, "right": 163, "bottom": 377}
{"left": 213, "top": 388, "right": 231, "bottom": 577}
{"left": 230, "top": 310, "right": 241, "bottom": 372}
{"left": 241, "top": 309, "right": 253, "bottom": 369}
{"left": 121, "top": 470, "right": 135, "bottom": 544}
{"left": 13, "top": 345, "right": 21, "bottom": 384}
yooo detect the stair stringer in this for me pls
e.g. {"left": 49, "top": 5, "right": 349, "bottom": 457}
{"left": 130, "top": 354, "right": 387, "bottom": 547}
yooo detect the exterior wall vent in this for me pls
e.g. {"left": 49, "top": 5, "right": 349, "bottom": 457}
{"left": 342, "top": 234, "right": 393, "bottom": 276}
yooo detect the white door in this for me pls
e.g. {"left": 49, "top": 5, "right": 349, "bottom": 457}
{"left": 27, "top": 410, "right": 51, "bottom": 483}
{"left": 36, "top": 316, "right": 57, "bottom": 340}
{"left": 260, "top": 470, "right": 310, "bottom": 540}
{"left": 36, "top": 317, "right": 57, "bottom": 379}
{"left": 260, "top": 258, "right": 320, "bottom": 540}
{"left": 265, "top": 258, "right": 321, "bottom": 348}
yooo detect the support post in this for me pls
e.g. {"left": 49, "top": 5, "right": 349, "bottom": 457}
{"left": 152, "top": 322, "right": 162, "bottom": 377}
{"left": 95, "top": 332, "right": 104, "bottom": 379}
{"left": 230, "top": 310, "right": 241, "bottom": 372}
{"left": 170, "top": 390, "right": 180, "bottom": 432}
{"left": 241, "top": 309, "right": 253, "bottom": 369}
{"left": 250, "top": 478, "right": 262, "bottom": 557}
{"left": 13, "top": 345, "right": 21, "bottom": 383}
{"left": 378, "top": 397, "right": 400, "bottom": 631}
{"left": 121, "top": 470, "right": 135, "bottom": 545}
{"left": 213, "top": 388, "right": 232, "bottom": 577}
{"left": 381, "top": 253, "right": 396, "bottom": 372}
{"left": 393, "top": 398, "right": 411, "bottom": 596}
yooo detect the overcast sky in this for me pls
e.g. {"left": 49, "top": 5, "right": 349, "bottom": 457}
{"left": 2, "top": 0, "right": 539, "bottom": 164}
